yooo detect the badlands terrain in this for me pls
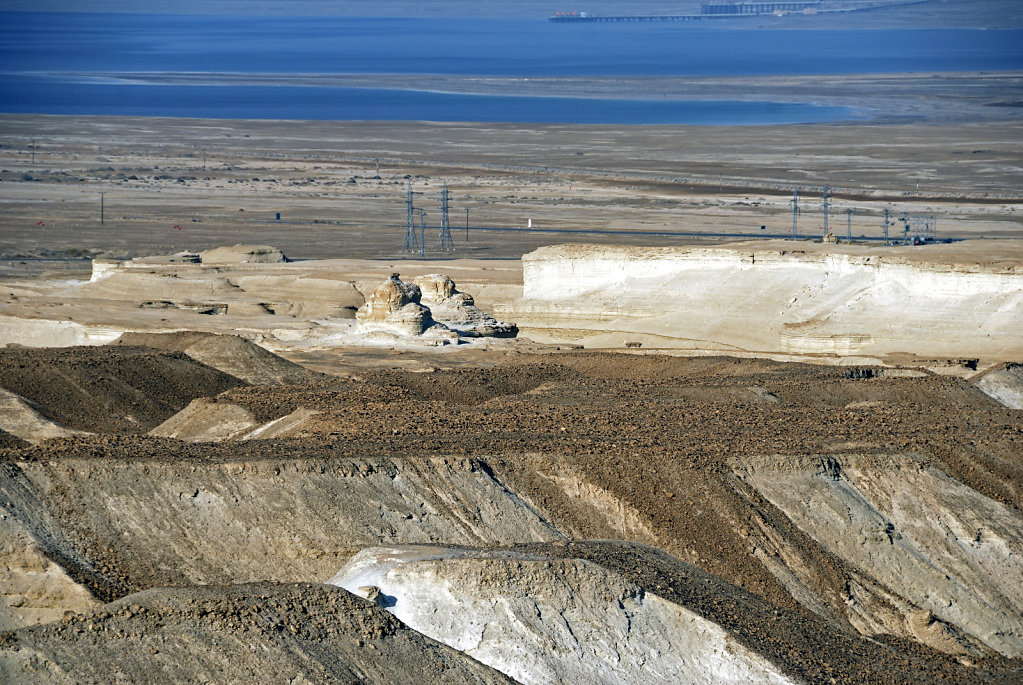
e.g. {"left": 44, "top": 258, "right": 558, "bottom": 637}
{"left": 0, "top": 113, "right": 1022, "bottom": 683}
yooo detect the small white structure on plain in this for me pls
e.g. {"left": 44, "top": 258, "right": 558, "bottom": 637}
{"left": 527, "top": 218, "right": 532, "bottom": 228}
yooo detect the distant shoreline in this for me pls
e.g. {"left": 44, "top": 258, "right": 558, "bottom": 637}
{"left": 15, "top": 70, "right": 1019, "bottom": 125}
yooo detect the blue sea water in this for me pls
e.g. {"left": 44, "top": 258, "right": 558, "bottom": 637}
{"left": 1, "top": 12, "right": 1021, "bottom": 124}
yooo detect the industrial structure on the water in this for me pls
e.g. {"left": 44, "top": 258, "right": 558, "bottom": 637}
{"left": 550, "top": 0, "right": 936, "bottom": 23}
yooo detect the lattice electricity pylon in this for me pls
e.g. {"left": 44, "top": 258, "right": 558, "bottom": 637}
{"left": 401, "top": 180, "right": 421, "bottom": 254}
{"left": 790, "top": 188, "right": 799, "bottom": 240}
{"left": 820, "top": 184, "right": 831, "bottom": 238}
{"left": 437, "top": 182, "right": 454, "bottom": 251}
{"left": 417, "top": 210, "right": 427, "bottom": 258}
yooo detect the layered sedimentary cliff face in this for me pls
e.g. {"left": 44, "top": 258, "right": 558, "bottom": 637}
{"left": 510, "top": 241, "right": 1023, "bottom": 359}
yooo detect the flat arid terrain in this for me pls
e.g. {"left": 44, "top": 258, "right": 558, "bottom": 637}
{"left": 1, "top": 99, "right": 1022, "bottom": 683}
{"left": 2, "top": 98, "right": 1022, "bottom": 270}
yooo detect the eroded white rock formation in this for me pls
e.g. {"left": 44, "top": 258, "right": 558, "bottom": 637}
{"left": 509, "top": 241, "right": 1023, "bottom": 359}
{"left": 414, "top": 274, "right": 517, "bottom": 338}
{"left": 198, "top": 244, "right": 288, "bottom": 264}
{"left": 356, "top": 274, "right": 515, "bottom": 342}
{"left": 330, "top": 546, "right": 795, "bottom": 685}
{"left": 356, "top": 274, "right": 448, "bottom": 338}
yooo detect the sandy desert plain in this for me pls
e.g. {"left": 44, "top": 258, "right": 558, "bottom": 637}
{"left": 1, "top": 67, "right": 1023, "bottom": 684}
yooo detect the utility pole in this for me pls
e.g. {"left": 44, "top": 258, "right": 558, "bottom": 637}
{"left": 882, "top": 208, "right": 890, "bottom": 245}
{"left": 100, "top": 192, "right": 105, "bottom": 225}
{"left": 30, "top": 138, "right": 35, "bottom": 165}
{"left": 790, "top": 188, "right": 799, "bottom": 240}
{"left": 202, "top": 146, "right": 206, "bottom": 173}
{"left": 846, "top": 208, "right": 852, "bottom": 244}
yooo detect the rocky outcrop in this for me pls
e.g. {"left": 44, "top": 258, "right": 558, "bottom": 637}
{"left": 974, "top": 363, "right": 1023, "bottom": 409}
{"left": 6, "top": 449, "right": 564, "bottom": 592}
{"left": 198, "top": 244, "right": 288, "bottom": 264}
{"left": 356, "top": 274, "right": 517, "bottom": 341}
{"left": 356, "top": 274, "right": 446, "bottom": 337}
{"left": 148, "top": 398, "right": 257, "bottom": 442}
{"left": 414, "top": 274, "right": 517, "bottom": 338}
{"left": 0, "top": 463, "right": 109, "bottom": 630}
{"left": 113, "top": 332, "right": 323, "bottom": 385}
{"left": 733, "top": 454, "right": 1023, "bottom": 658}
{"left": 0, "top": 389, "right": 89, "bottom": 444}
{"left": 0, "top": 346, "right": 244, "bottom": 437}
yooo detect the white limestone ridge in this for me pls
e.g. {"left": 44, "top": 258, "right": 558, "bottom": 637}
{"left": 510, "top": 242, "right": 1023, "bottom": 359}
{"left": 330, "top": 546, "right": 796, "bottom": 685}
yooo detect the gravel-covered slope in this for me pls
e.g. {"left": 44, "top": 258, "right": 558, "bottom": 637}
{"left": 0, "top": 582, "right": 514, "bottom": 685}
{"left": 0, "top": 345, "right": 245, "bottom": 435}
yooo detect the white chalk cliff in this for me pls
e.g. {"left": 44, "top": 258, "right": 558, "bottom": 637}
{"left": 509, "top": 241, "right": 1023, "bottom": 359}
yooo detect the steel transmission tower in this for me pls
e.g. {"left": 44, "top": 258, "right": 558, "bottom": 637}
{"left": 402, "top": 180, "right": 420, "bottom": 254}
{"left": 882, "top": 208, "right": 890, "bottom": 245}
{"left": 437, "top": 182, "right": 454, "bottom": 251}
{"left": 820, "top": 184, "right": 831, "bottom": 238}
{"left": 417, "top": 211, "right": 427, "bottom": 258}
{"left": 846, "top": 208, "right": 852, "bottom": 244}
{"left": 790, "top": 188, "right": 799, "bottom": 240}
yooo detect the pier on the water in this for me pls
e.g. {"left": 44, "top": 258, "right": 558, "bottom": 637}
{"left": 549, "top": 1, "right": 940, "bottom": 23}
{"left": 550, "top": 2, "right": 822, "bottom": 22}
